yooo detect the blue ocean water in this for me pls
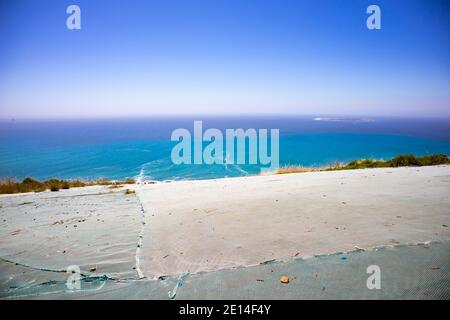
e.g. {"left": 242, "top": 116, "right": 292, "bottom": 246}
{"left": 0, "top": 116, "right": 449, "bottom": 181}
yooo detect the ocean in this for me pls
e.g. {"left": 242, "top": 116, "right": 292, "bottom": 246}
{"left": 0, "top": 116, "right": 449, "bottom": 181}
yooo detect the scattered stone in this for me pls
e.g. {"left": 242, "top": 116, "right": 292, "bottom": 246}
{"left": 280, "top": 276, "right": 289, "bottom": 284}
{"left": 90, "top": 267, "right": 97, "bottom": 272}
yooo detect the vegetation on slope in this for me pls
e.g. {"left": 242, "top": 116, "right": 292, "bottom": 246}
{"left": 0, "top": 177, "right": 135, "bottom": 194}
{"left": 1, "top": 154, "right": 448, "bottom": 194}
{"left": 276, "top": 154, "right": 449, "bottom": 174}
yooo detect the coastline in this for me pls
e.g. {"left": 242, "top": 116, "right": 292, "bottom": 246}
{"left": 1, "top": 153, "right": 448, "bottom": 195}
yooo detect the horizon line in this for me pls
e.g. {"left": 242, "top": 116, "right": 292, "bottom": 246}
{"left": 1, "top": 113, "right": 450, "bottom": 122}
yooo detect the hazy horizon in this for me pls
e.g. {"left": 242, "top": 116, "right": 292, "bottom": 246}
{"left": 1, "top": 0, "right": 449, "bottom": 119}
{"left": 2, "top": 113, "right": 450, "bottom": 122}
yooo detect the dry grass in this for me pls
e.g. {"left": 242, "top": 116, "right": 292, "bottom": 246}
{"left": 275, "top": 154, "right": 449, "bottom": 175}
{"left": 276, "top": 166, "right": 316, "bottom": 175}
{"left": 0, "top": 177, "right": 136, "bottom": 195}
{"left": 123, "top": 178, "right": 136, "bottom": 184}
{"left": 109, "top": 185, "right": 124, "bottom": 189}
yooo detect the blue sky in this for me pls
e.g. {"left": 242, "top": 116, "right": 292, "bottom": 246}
{"left": 0, "top": 0, "right": 449, "bottom": 118}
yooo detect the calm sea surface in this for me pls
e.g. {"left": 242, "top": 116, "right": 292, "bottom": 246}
{"left": 1, "top": 116, "right": 449, "bottom": 181}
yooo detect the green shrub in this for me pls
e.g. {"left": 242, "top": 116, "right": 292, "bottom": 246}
{"left": 343, "top": 159, "right": 386, "bottom": 169}
{"left": 21, "top": 177, "right": 45, "bottom": 192}
{"left": 418, "top": 154, "right": 449, "bottom": 166}
{"left": 47, "top": 179, "right": 61, "bottom": 192}
{"left": 387, "top": 154, "right": 420, "bottom": 167}
{"left": 22, "top": 177, "right": 39, "bottom": 185}
{"left": 61, "top": 181, "right": 70, "bottom": 189}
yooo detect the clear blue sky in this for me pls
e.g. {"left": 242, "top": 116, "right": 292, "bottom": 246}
{"left": 0, "top": 0, "right": 449, "bottom": 118}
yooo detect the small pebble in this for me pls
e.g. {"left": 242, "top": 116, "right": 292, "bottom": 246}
{"left": 280, "top": 276, "right": 289, "bottom": 284}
